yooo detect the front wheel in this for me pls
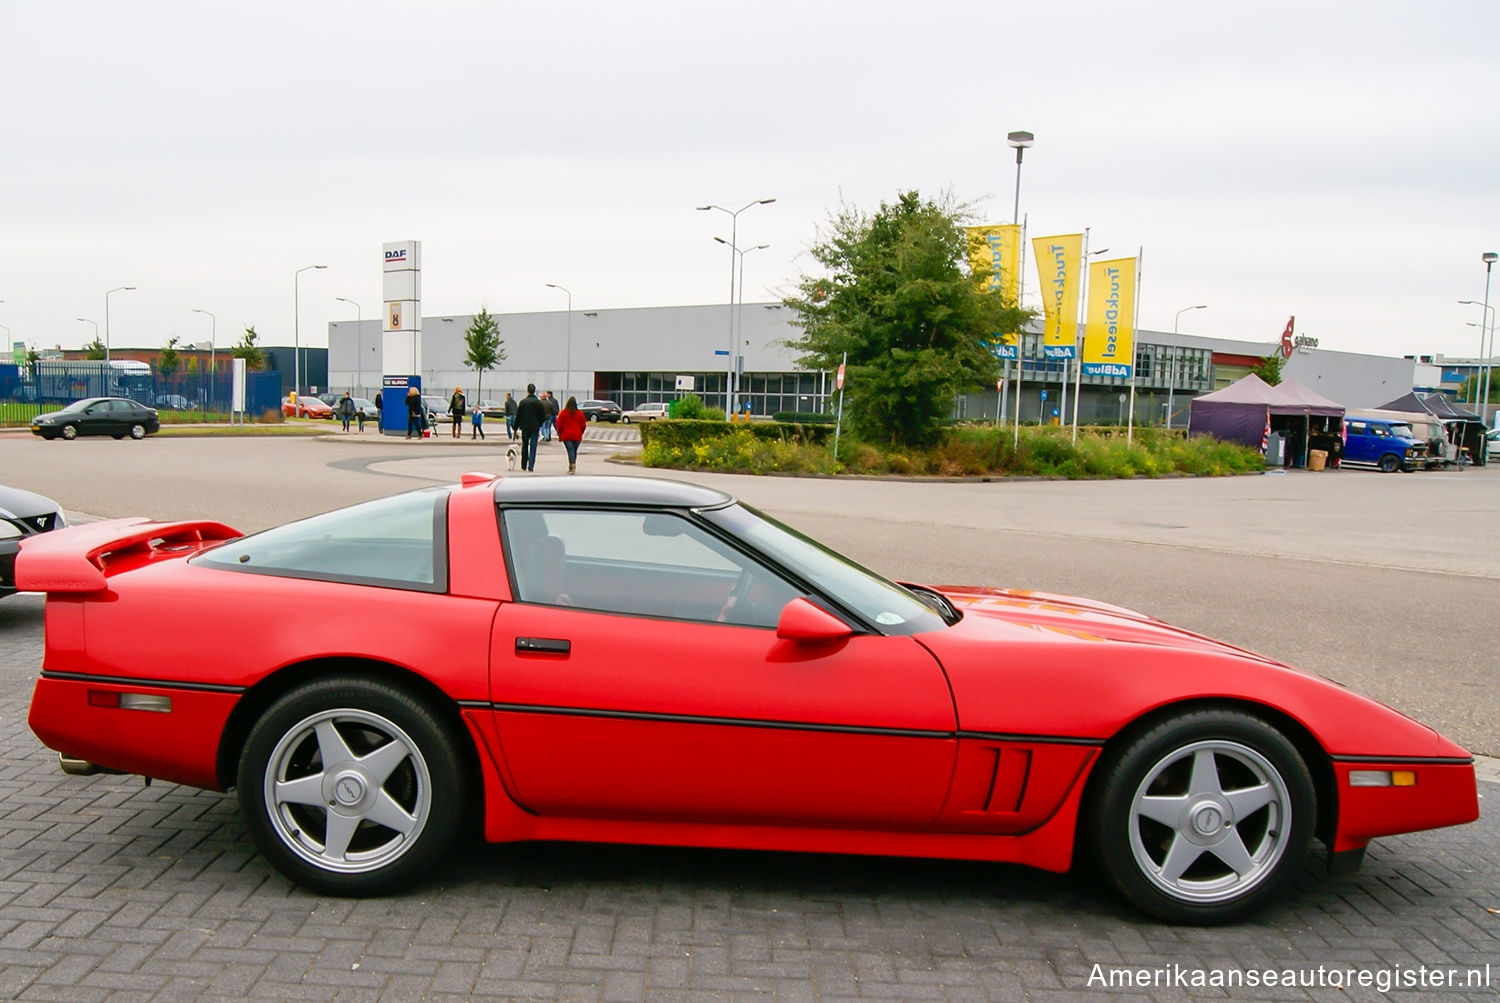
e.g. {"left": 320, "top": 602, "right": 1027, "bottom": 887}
{"left": 61, "top": 424, "right": 78, "bottom": 441}
{"left": 237, "top": 677, "right": 466, "bottom": 896}
{"left": 621, "top": 416, "right": 631, "bottom": 424}
{"left": 1378, "top": 454, "right": 1401, "bottom": 473}
{"left": 1087, "top": 709, "right": 1315, "bottom": 924}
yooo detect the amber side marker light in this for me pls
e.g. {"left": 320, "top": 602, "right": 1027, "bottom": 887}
{"left": 87, "top": 690, "right": 172, "bottom": 713}
{"left": 1349, "top": 770, "right": 1416, "bottom": 787}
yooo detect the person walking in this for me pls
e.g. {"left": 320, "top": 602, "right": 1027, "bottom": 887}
{"left": 556, "top": 396, "right": 587, "bottom": 474}
{"left": 337, "top": 391, "right": 355, "bottom": 433}
{"left": 541, "top": 391, "right": 558, "bottom": 443}
{"left": 503, "top": 393, "right": 517, "bottom": 440}
{"left": 514, "top": 384, "right": 547, "bottom": 471}
{"left": 448, "top": 386, "right": 467, "bottom": 439}
{"left": 404, "top": 386, "right": 424, "bottom": 439}
{"left": 470, "top": 405, "right": 484, "bottom": 440}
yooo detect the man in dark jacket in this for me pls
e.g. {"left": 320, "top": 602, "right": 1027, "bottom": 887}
{"left": 514, "top": 384, "right": 547, "bottom": 471}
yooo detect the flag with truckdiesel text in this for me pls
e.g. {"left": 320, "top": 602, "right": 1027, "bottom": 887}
{"left": 967, "top": 224, "right": 1022, "bottom": 359}
{"left": 1033, "top": 233, "right": 1082, "bottom": 359}
{"left": 1081, "top": 257, "right": 1137, "bottom": 378}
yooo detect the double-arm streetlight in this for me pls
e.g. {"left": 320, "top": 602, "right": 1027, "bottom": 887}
{"left": 294, "top": 265, "right": 326, "bottom": 396}
{"left": 698, "top": 198, "right": 775, "bottom": 412}
{"left": 1459, "top": 300, "right": 1493, "bottom": 406}
{"left": 545, "top": 283, "right": 573, "bottom": 401}
{"left": 335, "top": 298, "right": 362, "bottom": 394}
{"left": 713, "top": 239, "right": 769, "bottom": 413}
{"left": 1165, "top": 304, "right": 1208, "bottom": 430}
{"left": 104, "top": 286, "right": 135, "bottom": 362}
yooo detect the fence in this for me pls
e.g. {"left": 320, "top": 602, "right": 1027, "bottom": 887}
{"left": 0, "top": 363, "right": 283, "bottom": 427}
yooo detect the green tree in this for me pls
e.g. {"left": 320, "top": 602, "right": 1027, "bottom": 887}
{"left": 158, "top": 335, "right": 180, "bottom": 377}
{"left": 84, "top": 338, "right": 107, "bottom": 360}
{"left": 1251, "top": 354, "right": 1284, "bottom": 385}
{"left": 232, "top": 325, "right": 265, "bottom": 371}
{"left": 462, "top": 307, "right": 506, "bottom": 400}
{"left": 784, "top": 190, "right": 1031, "bottom": 448}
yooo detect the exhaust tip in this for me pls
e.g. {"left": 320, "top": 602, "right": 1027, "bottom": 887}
{"left": 58, "top": 753, "right": 121, "bottom": 776}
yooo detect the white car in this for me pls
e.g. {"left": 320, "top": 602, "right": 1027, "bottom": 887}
{"left": 622, "top": 402, "right": 670, "bottom": 423}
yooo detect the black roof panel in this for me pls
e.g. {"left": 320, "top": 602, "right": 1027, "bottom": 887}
{"left": 492, "top": 474, "right": 732, "bottom": 509}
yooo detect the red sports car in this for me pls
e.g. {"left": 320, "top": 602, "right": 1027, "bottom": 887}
{"left": 18, "top": 475, "right": 1478, "bottom": 923}
{"left": 281, "top": 395, "right": 334, "bottom": 419}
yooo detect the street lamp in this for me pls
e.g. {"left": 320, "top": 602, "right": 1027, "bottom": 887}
{"left": 77, "top": 317, "right": 99, "bottom": 349}
{"left": 335, "top": 297, "right": 361, "bottom": 394}
{"left": 1165, "top": 304, "right": 1207, "bottom": 431}
{"left": 294, "top": 265, "right": 326, "bottom": 397}
{"left": 1002, "top": 131, "right": 1034, "bottom": 434}
{"left": 1468, "top": 251, "right": 1498, "bottom": 414}
{"left": 191, "top": 308, "right": 215, "bottom": 374}
{"left": 1006, "top": 131, "right": 1033, "bottom": 225}
{"left": 104, "top": 286, "right": 135, "bottom": 362}
{"left": 698, "top": 198, "right": 775, "bottom": 412}
{"left": 713, "top": 239, "right": 769, "bottom": 415}
{"left": 545, "top": 283, "right": 573, "bottom": 402}
{"left": 1459, "top": 300, "right": 1494, "bottom": 405}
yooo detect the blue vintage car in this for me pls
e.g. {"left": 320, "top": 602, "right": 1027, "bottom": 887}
{"left": 1341, "top": 417, "right": 1428, "bottom": 472}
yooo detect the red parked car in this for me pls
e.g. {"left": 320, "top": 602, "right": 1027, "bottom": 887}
{"left": 281, "top": 395, "right": 334, "bottom": 419}
{"left": 18, "top": 475, "right": 1478, "bottom": 922}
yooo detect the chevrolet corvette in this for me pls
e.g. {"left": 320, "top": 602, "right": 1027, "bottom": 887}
{"left": 19, "top": 474, "right": 1478, "bottom": 922}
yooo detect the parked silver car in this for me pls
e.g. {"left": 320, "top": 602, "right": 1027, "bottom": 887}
{"left": 0, "top": 484, "right": 66, "bottom": 598}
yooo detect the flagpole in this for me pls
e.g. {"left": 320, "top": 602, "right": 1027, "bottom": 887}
{"left": 1128, "top": 245, "right": 1143, "bottom": 445}
{"left": 1070, "top": 228, "right": 1092, "bottom": 441}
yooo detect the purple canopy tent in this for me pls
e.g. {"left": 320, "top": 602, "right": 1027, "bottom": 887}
{"left": 1187, "top": 373, "right": 1344, "bottom": 450}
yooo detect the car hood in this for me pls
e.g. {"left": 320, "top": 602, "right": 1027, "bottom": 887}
{"left": 0, "top": 485, "right": 61, "bottom": 522}
{"left": 933, "top": 584, "right": 1284, "bottom": 665}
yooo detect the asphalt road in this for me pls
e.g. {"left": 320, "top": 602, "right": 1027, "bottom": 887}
{"left": 0, "top": 428, "right": 1496, "bottom": 1000}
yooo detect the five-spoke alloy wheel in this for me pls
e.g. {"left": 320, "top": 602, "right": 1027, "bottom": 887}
{"left": 238, "top": 677, "right": 465, "bottom": 896}
{"left": 1088, "top": 709, "right": 1315, "bottom": 924}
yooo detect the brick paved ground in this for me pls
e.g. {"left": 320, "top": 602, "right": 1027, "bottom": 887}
{"left": 2, "top": 593, "right": 1495, "bottom": 1002}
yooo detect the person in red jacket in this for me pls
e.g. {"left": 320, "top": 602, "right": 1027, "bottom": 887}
{"left": 555, "top": 396, "right": 588, "bottom": 474}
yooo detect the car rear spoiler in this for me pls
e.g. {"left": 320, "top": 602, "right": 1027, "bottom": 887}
{"left": 15, "top": 517, "right": 242, "bottom": 593}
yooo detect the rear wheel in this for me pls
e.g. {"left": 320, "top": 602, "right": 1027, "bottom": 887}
{"left": 129, "top": 423, "right": 147, "bottom": 440}
{"left": 237, "top": 677, "right": 466, "bottom": 896}
{"left": 1088, "top": 709, "right": 1315, "bottom": 924}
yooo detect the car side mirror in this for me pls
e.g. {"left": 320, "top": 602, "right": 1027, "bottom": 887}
{"left": 775, "top": 597, "right": 854, "bottom": 643}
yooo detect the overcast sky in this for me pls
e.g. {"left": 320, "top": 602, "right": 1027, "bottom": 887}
{"left": 5, "top": 0, "right": 1498, "bottom": 363}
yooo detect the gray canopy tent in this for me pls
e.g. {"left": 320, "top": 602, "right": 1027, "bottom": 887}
{"left": 1377, "top": 391, "right": 1488, "bottom": 466}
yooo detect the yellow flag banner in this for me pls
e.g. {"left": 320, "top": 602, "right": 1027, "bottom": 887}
{"left": 1081, "top": 257, "right": 1136, "bottom": 378}
{"left": 967, "top": 224, "right": 1021, "bottom": 359}
{"left": 1032, "top": 233, "right": 1082, "bottom": 359}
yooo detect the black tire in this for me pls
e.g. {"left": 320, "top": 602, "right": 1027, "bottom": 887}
{"left": 61, "top": 424, "right": 78, "bottom": 441}
{"left": 1378, "top": 454, "right": 1400, "bottom": 473}
{"left": 1086, "top": 709, "right": 1315, "bottom": 924}
{"left": 113, "top": 433, "right": 126, "bottom": 440}
{"left": 236, "top": 676, "right": 466, "bottom": 896}
{"left": 621, "top": 416, "right": 631, "bottom": 424}
{"left": 129, "top": 423, "right": 147, "bottom": 440}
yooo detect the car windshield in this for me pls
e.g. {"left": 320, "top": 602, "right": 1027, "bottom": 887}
{"left": 700, "top": 503, "right": 949, "bottom": 636}
{"left": 59, "top": 400, "right": 94, "bottom": 413}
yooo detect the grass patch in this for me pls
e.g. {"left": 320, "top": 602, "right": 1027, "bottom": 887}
{"left": 644, "top": 422, "right": 1264, "bottom": 478}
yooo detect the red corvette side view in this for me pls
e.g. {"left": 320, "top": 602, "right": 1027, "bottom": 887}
{"left": 19, "top": 474, "right": 1479, "bottom": 923}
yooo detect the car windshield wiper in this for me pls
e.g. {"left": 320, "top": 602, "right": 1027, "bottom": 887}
{"left": 902, "top": 583, "right": 960, "bottom": 625}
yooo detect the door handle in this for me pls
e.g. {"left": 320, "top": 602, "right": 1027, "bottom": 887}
{"left": 515, "top": 637, "right": 571, "bottom": 655}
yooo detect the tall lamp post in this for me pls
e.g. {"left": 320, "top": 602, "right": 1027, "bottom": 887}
{"left": 191, "top": 308, "right": 215, "bottom": 410}
{"left": 1472, "top": 251, "right": 1498, "bottom": 416}
{"left": 1459, "top": 298, "right": 1494, "bottom": 408}
{"left": 713, "top": 239, "right": 768, "bottom": 415}
{"left": 293, "top": 265, "right": 326, "bottom": 397}
{"left": 77, "top": 317, "right": 99, "bottom": 350}
{"left": 698, "top": 198, "right": 775, "bottom": 413}
{"left": 1004, "top": 131, "right": 1033, "bottom": 433}
{"left": 545, "top": 283, "right": 573, "bottom": 401}
{"left": 1165, "top": 304, "right": 1207, "bottom": 431}
{"left": 335, "top": 297, "right": 361, "bottom": 394}
{"left": 104, "top": 286, "right": 135, "bottom": 362}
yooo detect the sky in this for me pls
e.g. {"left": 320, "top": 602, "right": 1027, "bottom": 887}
{"left": 5, "top": 0, "right": 1499, "bottom": 363}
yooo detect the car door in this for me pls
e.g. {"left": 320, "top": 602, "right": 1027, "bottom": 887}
{"left": 487, "top": 507, "right": 958, "bottom": 831}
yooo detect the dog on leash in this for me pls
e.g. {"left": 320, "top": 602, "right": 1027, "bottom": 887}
{"left": 505, "top": 443, "right": 520, "bottom": 470}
